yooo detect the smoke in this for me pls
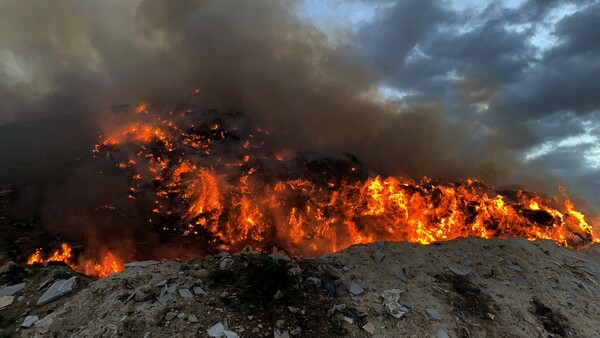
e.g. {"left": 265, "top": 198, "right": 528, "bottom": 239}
{"left": 2, "top": 0, "right": 591, "bottom": 262}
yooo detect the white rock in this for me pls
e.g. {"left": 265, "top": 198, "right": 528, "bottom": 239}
{"left": 223, "top": 330, "right": 239, "bottom": 338}
{"left": 0, "top": 282, "right": 26, "bottom": 297}
{"left": 36, "top": 277, "right": 76, "bottom": 306}
{"left": 21, "top": 315, "right": 39, "bottom": 328}
{"left": 207, "top": 322, "right": 225, "bottom": 337}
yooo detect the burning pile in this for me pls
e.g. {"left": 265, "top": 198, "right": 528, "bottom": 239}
{"left": 27, "top": 92, "right": 599, "bottom": 277}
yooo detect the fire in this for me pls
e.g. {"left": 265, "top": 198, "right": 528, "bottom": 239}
{"left": 26, "top": 243, "right": 123, "bottom": 278}
{"left": 87, "top": 101, "right": 599, "bottom": 258}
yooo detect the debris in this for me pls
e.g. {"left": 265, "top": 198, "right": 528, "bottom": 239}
{"left": 290, "top": 326, "right": 302, "bottom": 336}
{"left": 511, "top": 275, "right": 528, "bottom": 287}
{"left": 274, "top": 329, "right": 290, "bottom": 338}
{"left": 193, "top": 286, "right": 207, "bottom": 295}
{"left": 395, "top": 271, "right": 408, "bottom": 283}
{"left": 224, "top": 330, "right": 239, "bottom": 338}
{"left": 0, "top": 295, "right": 14, "bottom": 309}
{"left": 381, "top": 289, "right": 409, "bottom": 318}
{"left": 155, "top": 280, "right": 167, "bottom": 287}
{"left": 177, "top": 312, "right": 186, "bottom": 319}
{"left": 306, "top": 277, "right": 321, "bottom": 288}
{"left": 0, "top": 282, "right": 26, "bottom": 296}
{"left": 373, "top": 251, "right": 385, "bottom": 263}
{"left": 377, "top": 240, "right": 385, "bottom": 250}
{"left": 362, "top": 321, "right": 376, "bottom": 335}
{"left": 349, "top": 281, "right": 365, "bottom": 295}
{"left": 436, "top": 328, "right": 450, "bottom": 338}
{"left": 207, "top": 322, "right": 225, "bottom": 337}
{"left": 22, "top": 315, "right": 40, "bottom": 328}
{"left": 178, "top": 288, "right": 194, "bottom": 298}
{"left": 325, "top": 280, "right": 336, "bottom": 294}
{"left": 157, "top": 294, "right": 173, "bottom": 305}
{"left": 426, "top": 308, "right": 443, "bottom": 320}
{"left": 164, "top": 311, "right": 177, "bottom": 321}
{"left": 220, "top": 258, "right": 234, "bottom": 270}
{"left": 449, "top": 267, "right": 468, "bottom": 276}
{"left": 123, "top": 260, "right": 160, "bottom": 268}
{"left": 505, "top": 264, "right": 522, "bottom": 272}
{"left": 188, "top": 314, "right": 199, "bottom": 322}
{"left": 36, "top": 277, "right": 76, "bottom": 306}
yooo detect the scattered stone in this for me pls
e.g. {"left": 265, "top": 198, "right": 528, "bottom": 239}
{"left": 217, "top": 251, "right": 230, "bottom": 258}
{"left": 155, "top": 280, "right": 167, "bottom": 287}
{"left": 522, "top": 312, "right": 536, "bottom": 325}
{"left": 157, "top": 294, "right": 173, "bottom": 305}
{"left": 165, "top": 311, "right": 177, "bottom": 321}
{"left": 177, "top": 312, "right": 186, "bottom": 319}
{"left": 224, "top": 330, "right": 239, "bottom": 338}
{"left": 511, "top": 276, "right": 528, "bottom": 287}
{"left": 505, "top": 264, "right": 522, "bottom": 272}
{"left": 274, "top": 330, "right": 290, "bottom": 338}
{"left": 123, "top": 260, "right": 160, "bottom": 268}
{"left": 274, "top": 290, "right": 283, "bottom": 300}
{"left": 17, "top": 296, "right": 24, "bottom": 302}
{"left": 290, "top": 326, "right": 302, "bottom": 336}
{"left": 220, "top": 258, "right": 234, "bottom": 270}
{"left": 362, "top": 321, "right": 375, "bottom": 335}
{"left": 193, "top": 286, "right": 207, "bottom": 295}
{"left": 377, "top": 240, "right": 385, "bottom": 250}
{"left": 143, "top": 332, "right": 150, "bottom": 338}
{"left": 349, "top": 281, "right": 365, "bottom": 295}
{"left": 0, "top": 295, "right": 14, "bottom": 309}
{"left": 306, "top": 277, "right": 321, "bottom": 288}
{"left": 373, "top": 251, "right": 385, "bottom": 263}
{"left": 194, "top": 269, "right": 210, "bottom": 278}
{"left": 436, "top": 328, "right": 450, "bottom": 338}
{"left": 36, "top": 277, "right": 76, "bottom": 306}
{"left": 207, "top": 322, "right": 225, "bottom": 337}
{"left": 135, "top": 290, "right": 148, "bottom": 302}
{"left": 188, "top": 314, "right": 199, "bottom": 323}
{"left": 395, "top": 271, "right": 408, "bottom": 283}
{"left": 178, "top": 288, "right": 194, "bottom": 299}
{"left": 0, "top": 282, "right": 26, "bottom": 297}
{"left": 449, "top": 267, "right": 468, "bottom": 276}
{"left": 426, "top": 308, "right": 442, "bottom": 320}
{"left": 166, "top": 283, "right": 179, "bottom": 294}
{"left": 287, "top": 266, "right": 301, "bottom": 277}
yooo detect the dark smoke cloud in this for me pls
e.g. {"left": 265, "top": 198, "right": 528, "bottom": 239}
{"left": 0, "top": 0, "right": 596, "bottom": 261}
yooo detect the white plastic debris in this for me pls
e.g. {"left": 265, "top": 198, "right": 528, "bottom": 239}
{"left": 381, "top": 289, "right": 408, "bottom": 318}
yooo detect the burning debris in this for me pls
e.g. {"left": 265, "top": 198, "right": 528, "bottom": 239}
{"left": 22, "top": 93, "right": 599, "bottom": 277}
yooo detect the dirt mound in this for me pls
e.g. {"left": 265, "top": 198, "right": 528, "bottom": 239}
{"left": 1, "top": 237, "right": 600, "bottom": 337}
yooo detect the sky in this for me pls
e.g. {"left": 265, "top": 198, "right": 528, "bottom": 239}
{"left": 301, "top": 0, "right": 600, "bottom": 209}
{"left": 0, "top": 0, "right": 598, "bottom": 211}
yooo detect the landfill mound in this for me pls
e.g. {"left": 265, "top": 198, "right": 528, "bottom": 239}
{"left": 1, "top": 236, "right": 600, "bottom": 338}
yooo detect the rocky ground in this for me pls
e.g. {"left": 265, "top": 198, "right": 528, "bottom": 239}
{"left": 1, "top": 237, "right": 600, "bottom": 338}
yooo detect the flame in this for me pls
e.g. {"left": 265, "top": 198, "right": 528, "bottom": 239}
{"left": 26, "top": 243, "right": 123, "bottom": 278}
{"left": 88, "top": 101, "right": 599, "bottom": 258}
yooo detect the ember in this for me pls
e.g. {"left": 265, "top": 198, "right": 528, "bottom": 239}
{"left": 27, "top": 96, "right": 600, "bottom": 277}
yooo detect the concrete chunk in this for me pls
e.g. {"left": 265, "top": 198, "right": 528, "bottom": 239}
{"left": 36, "top": 277, "right": 76, "bottom": 306}
{"left": 348, "top": 281, "right": 365, "bottom": 295}
{"left": 0, "top": 282, "right": 26, "bottom": 297}
{"left": 178, "top": 288, "right": 194, "bottom": 298}
{"left": 123, "top": 260, "right": 160, "bottom": 268}
{"left": 22, "top": 315, "right": 39, "bottom": 328}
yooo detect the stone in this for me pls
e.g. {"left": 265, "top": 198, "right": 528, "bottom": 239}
{"left": 193, "top": 286, "right": 207, "bottom": 295}
{"left": 362, "top": 321, "right": 375, "bottom": 335}
{"left": 143, "top": 332, "right": 150, "bottom": 338}
{"left": 224, "top": 330, "right": 239, "bottom": 338}
{"left": 426, "top": 308, "right": 442, "bottom": 320}
{"left": 0, "top": 296, "right": 14, "bottom": 309}
{"left": 220, "top": 258, "right": 234, "bottom": 270}
{"left": 36, "top": 277, "right": 76, "bottom": 306}
{"left": 274, "top": 330, "right": 290, "bottom": 338}
{"left": 178, "top": 288, "right": 194, "bottom": 298}
{"left": 377, "top": 240, "right": 385, "bottom": 250}
{"left": 177, "top": 312, "right": 186, "bottom": 319}
{"left": 188, "top": 314, "right": 199, "bottom": 323}
{"left": 449, "top": 267, "right": 468, "bottom": 276}
{"left": 395, "top": 271, "right": 408, "bottom": 283}
{"left": 373, "top": 251, "right": 385, "bottom": 264}
{"left": 194, "top": 269, "right": 210, "bottom": 278}
{"left": 123, "top": 260, "right": 160, "bottom": 268}
{"left": 155, "top": 280, "right": 167, "bottom": 287}
{"left": 511, "top": 276, "right": 528, "bottom": 287}
{"left": 290, "top": 326, "right": 302, "bottom": 336}
{"left": 22, "top": 315, "right": 39, "bottom": 328}
{"left": 135, "top": 291, "right": 148, "bottom": 302}
{"left": 166, "top": 283, "right": 179, "bottom": 294}
{"left": 207, "top": 322, "right": 225, "bottom": 337}
{"left": 325, "top": 281, "right": 336, "bottom": 294}
{"left": 348, "top": 281, "right": 365, "bottom": 295}
{"left": 306, "top": 277, "right": 321, "bottom": 287}
{"left": 505, "top": 264, "right": 522, "bottom": 272}
{"left": 0, "top": 282, "right": 26, "bottom": 297}
{"left": 157, "top": 294, "right": 173, "bottom": 305}
{"left": 165, "top": 311, "right": 177, "bottom": 321}
{"left": 436, "top": 328, "right": 450, "bottom": 338}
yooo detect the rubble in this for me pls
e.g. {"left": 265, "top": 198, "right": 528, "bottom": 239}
{"left": 0, "top": 282, "right": 25, "bottom": 296}
{"left": 21, "top": 315, "right": 39, "bottom": 328}
{"left": 348, "top": 281, "right": 365, "bottom": 295}
{"left": 123, "top": 260, "right": 160, "bottom": 268}
{"left": 426, "top": 308, "right": 443, "bottom": 320}
{"left": 36, "top": 276, "right": 76, "bottom": 305}
{"left": 0, "top": 295, "right": 14, "bottom": 309}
